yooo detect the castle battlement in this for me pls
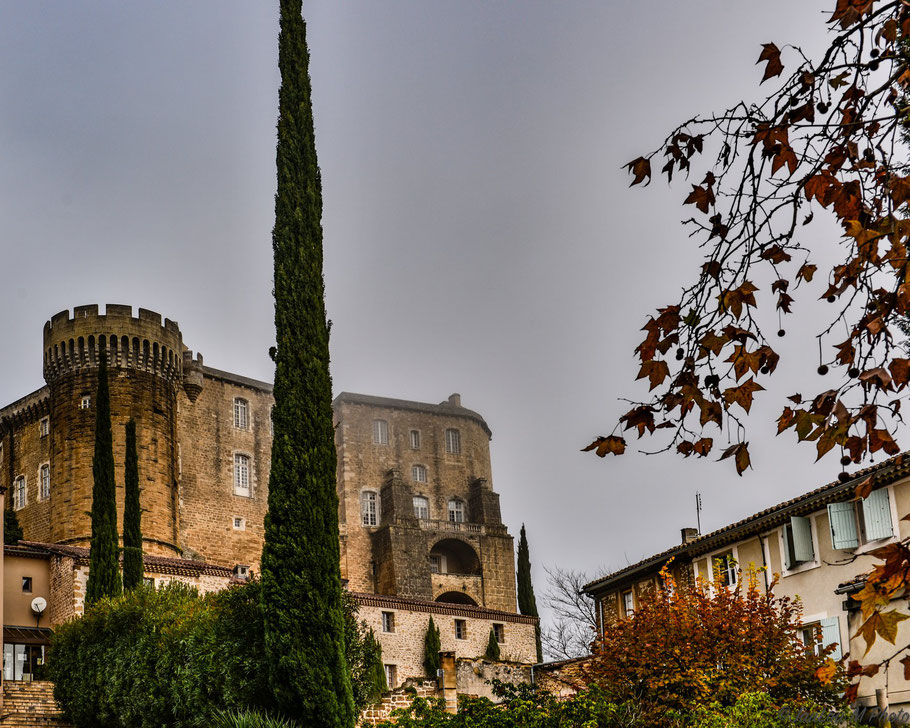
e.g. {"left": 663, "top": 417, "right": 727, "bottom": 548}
{"left": 43, "top": 304, "right": 184, "bottom": 385}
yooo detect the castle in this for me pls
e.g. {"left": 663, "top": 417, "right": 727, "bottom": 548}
{"left": 0, "top": 305, "right": 537, "bottom": 689}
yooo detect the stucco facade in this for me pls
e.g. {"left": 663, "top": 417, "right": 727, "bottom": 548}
{"left": 583, "top": 455, "right": 910, "bottom": 711}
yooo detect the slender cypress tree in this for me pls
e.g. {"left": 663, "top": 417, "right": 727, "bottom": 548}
{"left": 121, "top": 420, "right": 143, "bottom": 591}
{"left": 260, "top": 1, "right": 354, "bottom": 723}
{"left": 422, "top": 616, "right": 442, "bottom": 678}
{"left": 4, "top": 504, "right": 22, "bottom": 545}
{"left": 484, "top": 629, "right": 501, "bottom": 661}
{"left": 85, "top": 346, "right": 121, "bottom": 606}
{"left": 517, "top": 524, "right": 542, "bottom": 663}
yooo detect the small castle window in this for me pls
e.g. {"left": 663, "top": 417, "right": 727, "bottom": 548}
{"left": 381, "top": 611, "right": 395, "bottom": 633}
{"left": 372, "top": 419, "right": 389, "bottom": 445}
{"left": 447, "top": 498, "right": 465, "bottom": 524}
{"left": 412, "top": 464, "right": 427, "bottom": 483}
{"left": 384, "top": 664, "right": 397, "bottom": 689}
{"left": 233, "top": 517, "right": 246, "bottom": 531}
{"left": 39, "top": 417, "right": 49, "bottom": 438}
{"left": 409, "top": 430, "right": 420, "bottom": 450}
{"left": 445, "top": 428, "right": 461, "bottom": 455}
{"left": 80, "top": 396, "right": 91, "bottom": 410}
{"left": 233, "top": 565, "right": 250, "bottom": 580}
{"left": 39, "top": 464, "right": 50, "bottom": 501}
{"left": 233, "top": 454, "right": 251, "bottom": 497}
{"left": 14, "top": 476, "right": 26, "bottom": 511}
{"left": 361, "top": 490, "right": 379, "bottom": 526}
{"left": 429, "top": 554, "right": 442, "bottom": 574}
{"left": 493, "top": 623, "right": 505, "bottom": 644}
{"left": 455, "top": 619, "right": 467, "bottom": 640}
{"left": 21, "top": 577, "right": 32, "bottom": 594}
{"left": 413, "top": 496, "right": 429, "bottom": 520}
{"left": 233, "top": 398, "right": 249, "bottom": 430}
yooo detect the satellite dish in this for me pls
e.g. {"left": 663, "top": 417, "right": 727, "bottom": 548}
{"left": 30, "top": 597, "right": 47, "bottom": 615}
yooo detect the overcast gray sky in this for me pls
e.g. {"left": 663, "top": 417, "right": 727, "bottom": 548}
{"left": 2, "top": 1, "right": 861, "bottom": 615}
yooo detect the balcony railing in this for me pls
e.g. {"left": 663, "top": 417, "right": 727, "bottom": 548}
{"left": 418, "top": 519, "right": 507, "bottom": 536}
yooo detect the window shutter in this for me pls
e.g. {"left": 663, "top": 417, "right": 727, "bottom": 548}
{"left": 819, "top": 616, "right": 842, "bottom": 661}
{"left": 791, "top": 516, "right": 814, "bottom": 563}
{"left": 827, "top": 502, "right": 859, "bottom": 550}
{"left": 782, "top": 524, "right": 794, "bottom": 570}
{"left": 862, "top": 487, "right": 894, "bottom": 542}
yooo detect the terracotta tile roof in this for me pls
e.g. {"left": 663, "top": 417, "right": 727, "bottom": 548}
{"left": 15, "top": 541, "right": 233, "bottom": 578}
{"left": 351, "top": 592, "right": 537, "bottom": 625}
{"left": 583, "top": 452, "right": 910, "bottom": 596}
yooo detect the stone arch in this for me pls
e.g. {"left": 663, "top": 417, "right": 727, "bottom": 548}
{"left": 435, "top": 591, "right": 478, "bottom": 606}
{"left": 429, "top": 538, "right": 481, "bottom": 576}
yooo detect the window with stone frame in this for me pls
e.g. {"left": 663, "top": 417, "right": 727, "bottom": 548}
{"left": 429, "top": 554, "right": 442, "bottom": 573}
{"left": 411, "top": 464, "right": 427, "bottom": 483}
{"left": 445, "top": 428, "right": 461, "bottom": 455}
{"left": 39, "top": 417, "right": 49, "bottom": 438}
{"left": 492, "top": 623, "right": 505, "bottom": 643}
{"left": 372, "top": 419, "right": 389, "bottom": 445}
{"left": 381, "top": 611, "right": 395, "bottom": 633}
{"left": 233, "top": 398, "right": 250, "bottom": 430}
{"left": 14, "top": 476, "right": 26, "bottom": 510}
{"left": 233, "top": 453, "right": 251, "bottom": 497}
{"left": 39, "top": 464, "right": 50, "bottom": 501}
{"left": 413, "top": 495, "right": 429, "bottom": 520}
{"left": 455, "top": 619, "right": 467, "bottom": 640}
{"left": 384, "top": 664, "right": 397, "bottom": 689}
{"left": 447, "top": 498, "right": 466, "bottom": 523}
{"left": 409, "top": 429, "right": 421, "bottom": 450}
{"left": 361, "top": 490, "right": 379, "bottom": 526}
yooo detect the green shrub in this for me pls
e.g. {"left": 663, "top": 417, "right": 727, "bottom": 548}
{"left": 50, "top": 582, "right": 385, "bottom": 727}
{"left": 209, "top": 710, "right": 299, "bottom": 728}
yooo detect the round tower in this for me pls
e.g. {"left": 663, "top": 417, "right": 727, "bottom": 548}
{"left": 43, "top": 305, "right": 184, "bottom": 556}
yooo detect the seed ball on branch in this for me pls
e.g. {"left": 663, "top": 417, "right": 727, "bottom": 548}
{"left": 838, "top": 471, "right": 851, "bottom": 483}
{"left": 675, "top": 348, "right": 684, "bottom": 361}
{"left": 826, "top": 295, "right": 837, "bottom": 303}
{"left": 848, "top": 367, "right": 860, "bottom": 378}
{"left": 777, "top": 329, "right": 786, "bottom": 337}
{"left": 818, "top": 365, "right": 829, "bottom": 375}
{"left": 840, "top": 455, "right": 851, "bottom": 466}
{"left": 817, "top": 102, "right": 829, "bottom": 113}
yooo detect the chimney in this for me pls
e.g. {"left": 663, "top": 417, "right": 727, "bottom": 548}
{"left": 681, "top": 527, "right": 699, "bottom": 544}
{"left": 447, "top": 393, "right": 461, "bottom": 407}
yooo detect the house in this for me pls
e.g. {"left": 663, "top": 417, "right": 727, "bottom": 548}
{"left": 582, "top": 454, "right": 910, "bottom": 710}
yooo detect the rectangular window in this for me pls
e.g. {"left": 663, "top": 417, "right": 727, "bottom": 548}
{"left": 782, "top": 516, "right": 815, "bottom": 570}
{"left": 233, "top": 517, "right": 245, "bottom": 530}
{"left": 79, "top": 396, "right": 91, "bottom": 410}
{"left": 361, "top": 491, "right": 378, "bottom": 526}
{"left": 448, "top": 499, "right": 465, "bottom": 523}
{"left": 413, "top": 496, "right": 429, "bottom": 520}
{"left": 39, "top": 464, "right": 50, "bottom": 501}
{"left": 233, "top": 454, "right": 251, "bottom": 496}
{"left": 412, "top": 464, "right": 427, "bottom": 483}
{"left": 409, "top": 430, "right": 420, "bottom": 450}
{"left": 372, "top": 419, "right": 389, "bottom": 445}
{"left": 21, "top": 577, "right": 31, "bottom": 594}
{"left": 384, "top": 664, "right": 397, "bottom": 690}
{"left": 381, "top": 611, "right": 395, "bottom": 633}
{"left": 14, "top": 477, "right": 26, "bottom": 511}
{"left": 445, "top": 428, "right": 461, "bottom": 455}
{"left": 621, "top": 590, "right": 634, "bottom": 617}
{"left": 455, "top": 619, "right": 467, "bottom": 640}
{"left": 492, "top": 623, "right": 505, "bottom": 643}
{"left": 800, "top": 624, "right": 821, "bottom": 656}
{"left": 714, "top": 552, "right": 737, "bottom": 587}
{"left": 39, "top": 418, "right": 49, "bottom": 438}
{"left": 233, "top": 398, "right": 249, "bottom": 430}
{"left": 233, "top": 565, "right": 250, "bottom": 580}
{"left": 429, "top": 555, "right": 442, "bottom": 574}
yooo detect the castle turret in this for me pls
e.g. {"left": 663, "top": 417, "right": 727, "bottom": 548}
{"left": 43, "top": 305, "right": 183, "bottom": 555}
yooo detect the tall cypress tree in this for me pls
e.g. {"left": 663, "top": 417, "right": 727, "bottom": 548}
{"left": 260, "top": 1, "right": 354, "bottom": 724}
{"left": 422, "top": 616, "right": 442, "bottom": 678}
{"left": 85, "top": 346, "right": 121, "bottom": 606}
{"left": 484, "top": 629, "right": 501, "bottom": 661}
{"left": 121, "top": 420, "right": 143, "bottom": 591}
{"left": 4, "top": 503, "right": 22, "bottom": 545}
{"left": 517, "top": 524, "right": 542, "bottom": 663}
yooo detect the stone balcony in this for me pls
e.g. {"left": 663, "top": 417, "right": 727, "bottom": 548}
{"left": 418, "top": 519, "right": 507, "bottom": 537}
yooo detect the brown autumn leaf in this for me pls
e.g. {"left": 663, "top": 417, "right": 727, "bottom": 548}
{"left": 719, "top": 441, "right": 751, "bottom": 475}
{"left": 620, "top": 406, "right": 657, "bottom": 438}
{"left": 859, "top": 367, "right": 893, "bottom": 391}
{"left": 855, "top": 476, "right": 874, "bottom": 499}
{"left": 902, "top": 655, "right": 910, "bottom": 681}
{"left": 815, "top": 658, "right": 838, "bottom": 685}
{"left": 626, "top": 157, "right": 651, "bottom": 186}
{"left": 693, "top": 437, "right": 713, "bottom": 457}
{"left": 890, "top": 358, "right": 910, "bottom": 389}
{"left": 637, "top": 360, "right": 671, "bottom": 391}
{"left": 757, "top": 43, "right": 784, "bottom": 83}
{"left": 857, "top": 610, "right": 910, "bottom": 654}
{"left": 723, "top": 378, "right": 765, "bottom": 413}
{"left": 582, "top": 435, "right": 627, "bottom": 457}
{"left": 684, "top": 184, "right": 715, "bottom": 214}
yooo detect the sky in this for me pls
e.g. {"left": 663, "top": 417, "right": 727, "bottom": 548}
{"left": 1, "top": 1, "right": 863, "bottom": 622}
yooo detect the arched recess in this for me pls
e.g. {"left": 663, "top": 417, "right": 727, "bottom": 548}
{"left": 429, "top": 538, "right": 481, "bottom": 576}
{"left": 435, "top": 591, "right": 478, "bottom": 606}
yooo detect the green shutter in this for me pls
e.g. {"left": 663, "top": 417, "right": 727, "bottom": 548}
{"left": 827, "top": 502, "right": 859, "bottom": 550}
{"left": 791, "top": 516, "right": 814, "bottom": 563}
{"left": 782, "top": 524, "right": 794, "bottom": 570}
{"left": 820, "top": 616, "right": 842, "bottom": 661}
{"left": 862, "top": 487, "right": 893, "bottom": 542}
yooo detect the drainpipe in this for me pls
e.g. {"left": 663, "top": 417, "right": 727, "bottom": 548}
{"left": 759, "top": 533, "right": 771, "bottom": 592}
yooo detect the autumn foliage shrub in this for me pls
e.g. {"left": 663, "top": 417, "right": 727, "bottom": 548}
{"left": 587, "top": 565, "right": 847, "bottom": 720}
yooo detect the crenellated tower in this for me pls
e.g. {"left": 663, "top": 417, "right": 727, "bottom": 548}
{"left": 42, "top": 305, "right": 185, "bottom": 555}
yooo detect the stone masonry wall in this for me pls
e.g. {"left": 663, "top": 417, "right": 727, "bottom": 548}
{"left": 175, "top": 369, "right": 272, "bottom": 572}
{"left": 357, "top": 596, "right": 538, "bottom": 686}
{"left": 358, "top": 680, "right": 440, "bottom": 726}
